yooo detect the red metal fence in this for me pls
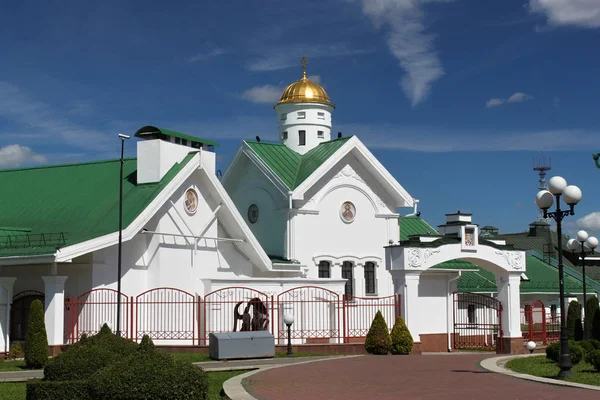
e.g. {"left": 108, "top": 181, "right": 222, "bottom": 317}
{"left": 66, "top": 286, "right": 401, "bottom": 345}
{"left": 453, "top": 292, "right": 502, "bottom": 352}
{"left": 520, "top": 299, "right": 560, "bottom": 344}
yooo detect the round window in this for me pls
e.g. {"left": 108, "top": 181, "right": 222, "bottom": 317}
{"left": 248, "top": 204, "right": 259, "bottom": 224}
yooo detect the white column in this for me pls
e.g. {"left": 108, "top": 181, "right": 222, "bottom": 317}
{"left": 42, "top": 276, "right": 68, "bottom": 346}
{"left": 391, "top": 271, "right": 421, "bottom": 342}
{"left": 495, "top": 271, "right": 522, "bottom": 338}
{"left": 0, "top": 278, "right": 16, "bottom": 354}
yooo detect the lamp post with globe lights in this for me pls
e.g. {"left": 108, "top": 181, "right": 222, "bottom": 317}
{"left": 535, "top": 176, "right": 582, "bottom": 378}
{"left": 283, "top": 313, "right": 295, "bottom": 357}
{"left": 567, "top": 230, "right": 598, "bottom": 340}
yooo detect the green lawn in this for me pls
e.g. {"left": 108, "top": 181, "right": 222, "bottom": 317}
{"left": 506, "top": 356, "right": 600, "bottom": 386}
{"left": 0, "top": 370, "right": 249, "bottom": 400}
{"left": 0, "top": 360, "right": 27, "bottom": 372}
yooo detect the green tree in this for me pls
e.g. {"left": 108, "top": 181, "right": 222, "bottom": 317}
{"left": 567, "top": 300, "right": 582, "bottom": 341}
{"left": 390, "top": 316, "right": 413, "bottom": 355}
{"left": 365, "top": 310, "right": 391, "bottom": 355}
{"left": 586, "top": 296, "right": 600, "bottom": 339}
{"left": 24, "top": 299, "right": 48, "bottom": 369}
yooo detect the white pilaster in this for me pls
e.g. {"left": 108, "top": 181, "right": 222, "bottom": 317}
{"left": 355, "top": 263, "right": 364, "bottom": 297}
{"left": 42, "top": 276, "right": 68, "bottom": 346}
{"left": 0, "top": 278, "right": 16, "bottom": 354}
{"left": 391, "top": 271, "right": 421, "bottom": 342}
{"left": 332, "top": 262, "right": 342, "bottom": 279}
{"left": 495, "top": 271, "right": 522, "bottom": 338}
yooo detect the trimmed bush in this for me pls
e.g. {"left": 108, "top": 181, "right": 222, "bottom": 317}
{"left": 567, "top": 300, "right": 582, "bottom": 341}
{"left": 586, "top": 349, "right": 600, "bottom": 371}
{"left": 588, "top": 338, "right": 600, "bottom": 350}
{"left": 546, "top": 342, "right": 559, "bottom": 363}
{"left": 9, "top": 343, "right": 23, "bottom": 360}
{"left": 88, "top": 335, "right": 208, "bottom": 400}
{"left": 26, "top": 380, "right": 90, "bottom": 400}
{"left": 593, "top": 309, "right": 600, "bottom": 341}
{"left": 579, "top": 339, "right": 595, "bottom": 354}
{"left": 390, "top": 317, "right": 413, "bottom": 355}
{"left": 569, "top": 340, "right": 585, "bottom": 365}
{"left": 545, "top": 341, "right": 585, "bottom": 364}
{"left": 364, "top": 310, "right": 391, "bottom": 355}
{"left": 586, "top": 297, "right": 599, "bottom": 340}
{"left": 43, "top": 324, "right": 137, "bottom": 381}
{"left": 25, "top": 299, "right": 48, "bottom": 369}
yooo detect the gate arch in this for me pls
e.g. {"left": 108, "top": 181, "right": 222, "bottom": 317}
{"left": 69, "top": 289, "right": 129, "bottom": 341}
{"left": 202, "top": 287, "right": 271, "bottom": 344}
{"left": 276, "top": 286, "right": 342, "bottom": 345}
{"left": 453, "top": 292, "right": 502, "bottom": 351}
{"left": 521, "top": 299, "right": 548, "bottom": 343}
{"left": 135, "top": 288, "right": 197, "bottom": 343}
{"left": 10, "top": 290, "right": 44, "bottom": 342}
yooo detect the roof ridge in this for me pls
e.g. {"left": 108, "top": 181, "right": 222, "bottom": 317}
{"left": 292, "top": 136, "right": 351, "bottom": 187}
{"left": 0, "top": 157, "right": 137, "bottom": 173}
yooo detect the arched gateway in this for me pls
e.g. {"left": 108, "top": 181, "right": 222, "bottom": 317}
{"left": 385, "top": 218, "right": 525, "bottom": 354}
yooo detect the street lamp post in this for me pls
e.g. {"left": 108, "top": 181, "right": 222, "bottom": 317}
{"left": 283, "top": 313, "right": 294, "bottom": 357}
{"left": 567, "top": 231, "right": 599, "bottom": 340}
{"left": 116, "top": 133, "right": 131, "bottom": 336}
{"left": 536, "top": 176, "right": 582, "bottom": 379}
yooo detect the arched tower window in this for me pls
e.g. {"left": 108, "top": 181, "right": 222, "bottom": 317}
{"left": 342, "top": 261, "right": 353, "bottom": 299}
{"left": 364, "top": 262, "right": 376, "bottom": 295}
{"left": 318, "top": 261, "right": 330, "bottom": 278}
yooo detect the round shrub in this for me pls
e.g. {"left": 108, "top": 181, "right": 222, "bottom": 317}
{"left": 25, "top": 299, "right": 48, "bottom": 369}
{"left": 365, "top": 310, "right": 391, "bottom": 355}
{"left": 585, "top": 349, "right": 600, "bottom": 371}
{"left": 579, "top": 339, "right": 595, "bottom": 354}
{"left": 88, "top": 335, "right": 208, "bottom": 400}
{"left": 44, "top": 324, "right": 137, "bottom": 381}
{"left": 390, "top": 316, "right": 413, "bottom": 355}
{"left": 569, "top": 341, "right": 585, "bottom": 365}
{"left": 546, "top": 342, "right": 559, "bottom": 362}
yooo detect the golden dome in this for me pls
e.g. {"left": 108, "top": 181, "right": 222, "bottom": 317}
{"left": 275, "top": 57, "right": 334, "bottom": 108}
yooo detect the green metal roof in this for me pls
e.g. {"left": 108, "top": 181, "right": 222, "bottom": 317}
{"left": 134, "top": 126, "right": 219, "bottom": 147}
{"left": 398, "top": 216, "right": 439, "bottom": 241}
{"left": 0, "top": 154, "right": 195, "bottom": 259}
{"left": 245, "top": 137, "right": 351, "bottom": 190}
{"left": 458, "top": 254, "right": 599, "bottom": 293}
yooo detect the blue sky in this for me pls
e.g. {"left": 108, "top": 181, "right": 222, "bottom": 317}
{"left": 1, "top": 0, "right": 600, "bottom": 237}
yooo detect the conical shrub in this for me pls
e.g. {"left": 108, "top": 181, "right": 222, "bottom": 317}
{"left": 390, "top": 316, "right": 413, "bottom": 355}
{"left": 567, "top": 300, "right": 581, "bottom": 341}
{"left": 587, "top": 297, "right": 600, "bottom": 339}
{"left": 365, "top": 310, "right": 391, "bottom": 355}
{"left": 593, "top": 309, "right": 600, "bottom": 341}
{"left": 24, "top": 299, "right": 48, "bottom": 369}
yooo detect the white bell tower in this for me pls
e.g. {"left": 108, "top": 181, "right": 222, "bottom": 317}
{"left": 274, "top": 57, "right": 335, "bottom": 155}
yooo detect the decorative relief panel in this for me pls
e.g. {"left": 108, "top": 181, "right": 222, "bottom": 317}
{"left": 407, "top": 249, "right": 422, "bottom": 268}
{"left": 495, "top": 250, "right": 524, "bottom": 270}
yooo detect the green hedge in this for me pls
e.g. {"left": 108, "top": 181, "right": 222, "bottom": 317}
{"left": 365, "top": 310, "right": 391, "bottom": 355}
{"left": 546, "top": 342, "right": 559, "bottom": 362}
{"left": 44, "top": 325, "right": 137, "bottom": 382}
{"left": 87, "top": 336, "right": 208, "bottom": 400}
{"left": 586, "top": 349, "right": 600, "bottom": 371}
{"left": 26, "top": 380, "right": 90, "bottom": 400}
{"left": 545, "top": 341, "right": 585, "bottom": 365}
{"left": 390, "top": 316, "right": 413, "bottom": 355}
{"left": 25, "top": 300, "right": 48, "bottom": 369}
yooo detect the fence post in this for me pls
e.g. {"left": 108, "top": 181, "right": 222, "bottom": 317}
{"left": 342, "top": 294, "right": 347, "bottom": 344}
{"left": 130, "top": 297, "right": 134, "bottom": 341}
{"left": 196, "top": 296, "right": 202, "bottom": 346}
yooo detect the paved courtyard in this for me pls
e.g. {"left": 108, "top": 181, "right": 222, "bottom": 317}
{"left": 244, "top": 354, "right": 598, "bottom": 400}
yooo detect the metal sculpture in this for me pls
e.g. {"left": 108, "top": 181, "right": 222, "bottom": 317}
{"left": 233, "top": 298, "right": 269, "bottom": 332}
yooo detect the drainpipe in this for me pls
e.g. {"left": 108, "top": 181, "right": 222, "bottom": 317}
{"left": 447, "top": 272, "right": 461, "bottom": 352}
{"left": 404, "top": 199, "right": 420, "bottom": 217}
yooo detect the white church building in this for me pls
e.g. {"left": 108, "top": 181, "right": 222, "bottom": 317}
{"left": 0, "top": 60, "right": 531, "bottom": 355}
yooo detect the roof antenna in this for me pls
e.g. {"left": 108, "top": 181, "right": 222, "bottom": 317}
{"left": 256, "top": 136, "right": 261, "bottom": 142}
{"left": 337, "top": 132, "right": 342, "bottom": 139}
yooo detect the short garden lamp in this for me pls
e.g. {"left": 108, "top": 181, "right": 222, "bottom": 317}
{"left": 527, "top": 341, "right": 536, "bottom": 354}
{"left": 283, "top": 313, "right": 294, "bottom": 357}
{"left": 535, "top": 176, "right": 582, "bottom": 379}
{"left": 567, "top": 230, "right": 598, "bottom": 340}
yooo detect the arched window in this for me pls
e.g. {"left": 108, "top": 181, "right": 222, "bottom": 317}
{"left": 342, "top": 261, "right": 353, "bottom": 299}
{"left": 364, "top": 262, "right": 376, "bottom": 294}
{"left": 318, "top": 261, "right": 330, "bottom": 278}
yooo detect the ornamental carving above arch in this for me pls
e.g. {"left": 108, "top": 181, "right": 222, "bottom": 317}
{"left": 407, "top": 249, "right": 422, "bottom": 268}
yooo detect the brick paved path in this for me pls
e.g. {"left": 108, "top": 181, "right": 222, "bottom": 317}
{"left": 245, "top": 354, "right": 598, "bottom": 400}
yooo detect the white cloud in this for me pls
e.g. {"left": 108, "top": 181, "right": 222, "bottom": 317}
{"left": 240, "top": 85, "right": 283, "bottom": 104}
{"left": 485, "top": 92, "right": 533, "bottom": 108}
{"left": 246, "top": 43, "right": 373, "bottom": 72}
{"left": 575, "top": 212, "right": 600, "bottom": 232}
{"left": 188, "top": 48, "right": 228, "bottom": 63}
{"left": 0, "top": 144, "right": 47, "bottom": 168}
{"left": 0, "top": 82, "right": 112, "bottom": 151}
{"left": 486, "top": 98, "right": 505, "bottom": 108}
{"left": 529, "top": 0, "right": 600, "bottom": 29}
{"left": 359, "top": 0, "right": 449, "bottom": 106}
